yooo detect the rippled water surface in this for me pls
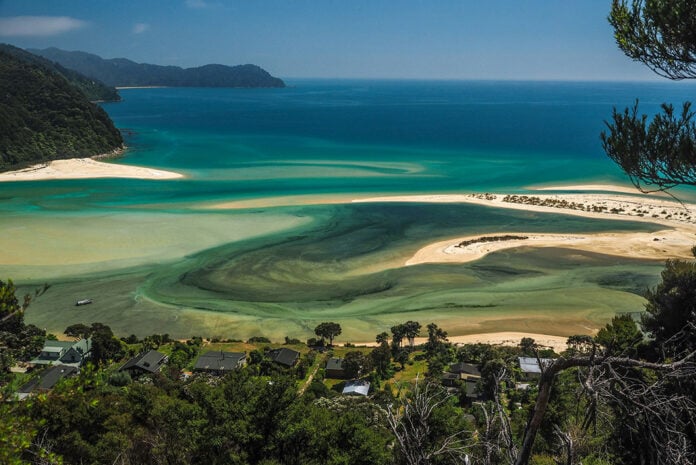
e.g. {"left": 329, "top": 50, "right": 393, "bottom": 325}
{"left": 5, "top": 80, "right": 694, "bottom": 338}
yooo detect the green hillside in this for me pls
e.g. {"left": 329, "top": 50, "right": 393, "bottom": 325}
{"left": 0, "top": 44, "right": 120, "bottom": 102}
{"left": 0, "top": 47, "right": 123, "bottom": 171}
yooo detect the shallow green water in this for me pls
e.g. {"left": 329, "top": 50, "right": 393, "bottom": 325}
{"left": 17, "top": 202, "right": 664, "bottom": 339}
{"left": 5, "top": 80, "right": 695, "bottom": 339}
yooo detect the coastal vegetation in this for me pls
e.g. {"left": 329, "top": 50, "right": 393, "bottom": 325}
{"left": 30, "top": 47, "right": 286, "bottom": 88}
{"left": 456, "top": 235, "right": 529, "bottom": 248}
{"left": 0, "top": 46, "right": 123, "bottom": 171}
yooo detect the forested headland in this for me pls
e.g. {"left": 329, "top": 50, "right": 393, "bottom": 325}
{"left": 0, "top": 45, "right": 123, "bottom": 171}
{"left": 30, "top": 48, "right": 286, "bottom": 89}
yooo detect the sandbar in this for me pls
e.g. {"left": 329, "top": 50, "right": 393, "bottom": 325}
{"left": 0, "top": 157, "right": 183, "bottom": 182}
{"left": 352, "top": 192, "right": 696, "bottom": 265}
{"left": 115, "top": 86, "right": 168, "bottom": 89}
{"left": 406, "top": 229, "right": 696, "bottom": 266}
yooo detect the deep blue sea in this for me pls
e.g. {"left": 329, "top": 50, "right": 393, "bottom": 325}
{"left": 4, "top": 80, "right": 696, "bottom": 339}
{"left": 105, "top": 79, "right": 696, "bottom": 200}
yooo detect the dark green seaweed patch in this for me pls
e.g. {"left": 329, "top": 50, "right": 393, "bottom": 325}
{"left": 456, "top": 235, "right": 529, "bottom": 248}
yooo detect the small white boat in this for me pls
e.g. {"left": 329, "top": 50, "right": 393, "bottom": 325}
{"left": 75, "top": 299, "right": 93, "bottom": 306}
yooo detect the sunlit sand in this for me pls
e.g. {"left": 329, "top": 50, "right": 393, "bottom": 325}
{"left": 0, "top": 157, "right": 183, "bottom": 182}
{"left": 352, "top": 332, "right": 570, "bottom": 353}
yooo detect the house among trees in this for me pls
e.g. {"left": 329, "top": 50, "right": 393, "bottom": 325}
{"left": 342, "top": 379, "right": 370, "bottom": 396}
{"left": 15, "top": 365, "right": 78, "bottom": 400}
{"left": 193, "top": 351, "right": 246, "bottom": 374}
{"left": 518, "top": 356, "right": 555, "bottom": 381}
{"left": 119, "top": 350, "right": 168, "bottom": 377}
{"left": 449, "top": 362, "right": 481, "bottom": 378}
{"left": 325, "top": 357, "right": 346, "bottom": 378}
{"left": 268, "top": 348, "right": 300, "bottom": 367}
{"left": 442, "top": 362, "right": 481, "bottom": 387}
{"left": 441, "top": 362, "right": 482, "bottom": 404}
{"left": 31, "top": 339, "right": 92, "bottom": 367}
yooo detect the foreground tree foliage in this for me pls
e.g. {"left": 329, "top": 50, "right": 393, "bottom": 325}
{"left": 610, "top": 0, "right": 696, "bottom": 80}
{"left": 1, "top": 370, "right": 392, "bottom": 465}
{"left": 0, "top": 280, "right": 46, "bottom": 384}
{"left": 602, "top": 1, "right": 696, "bottom": 192}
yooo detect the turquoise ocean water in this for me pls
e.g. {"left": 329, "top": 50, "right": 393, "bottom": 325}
{"left": 3, "top": 80, "right": 695, "bottom": 339}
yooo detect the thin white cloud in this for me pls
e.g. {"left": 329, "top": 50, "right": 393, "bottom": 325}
{"left": 185, "top": 0, "right": 209, "bottom": 9}
{"left": 0, "top": 16, "right": 87, "bottom": 37}
{"left": 132, "top": 22, "right": 150, "bottom": 34}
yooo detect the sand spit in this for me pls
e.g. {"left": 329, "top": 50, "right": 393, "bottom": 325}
{"left": 406, "top": 229, "right": 696, "bottom": 266}
{"left": 0, "top": 157, "right": 183, "bottom": 182}
{"left": 352, "top": 192, "right": 696, "bottom": 265}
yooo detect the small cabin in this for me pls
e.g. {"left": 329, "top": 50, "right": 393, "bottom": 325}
{"left": 325, "top": 358, "right": 346, "bottom": 379}
{"left": 193, "top": 351, "right": 246, "bottom": 374}
{"left": 119, "top": 350, "right": 168, "bottom": 377}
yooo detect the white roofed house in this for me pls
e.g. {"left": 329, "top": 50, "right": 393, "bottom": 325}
{"left": 518, "top": 356, "right": 555, "bottom": 382}
{"left": 342, "top": 379, "right": 370, "bottom": 396}
{"left": 31, "top": 339, "right": 92, "bottom": 368}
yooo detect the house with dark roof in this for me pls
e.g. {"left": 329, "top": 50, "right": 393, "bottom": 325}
{"left": 442, "top": 362, "right": 481, "bottom": 387}
{"left": 342, "top": 379, "right": 370, "bottom": 396}
{"left": 449, "top": 362, "right": 481, "bottom": 377}
{"left": 268, "top": 348, "right": 300, "bottom": 367}
{"left": 325, "top": 358, "right": 346, "bottom": 379}
{"left": 193, "top": 351, "right": 246, "bottom": 374}
{"left": 31, "top": 339, "right": 92, "bottom": 367}
{"left": 119, "top": 350, "right": 168, "bottom": 377}
{"left": 16, "top": 365, "right": 78, "bottom": 400}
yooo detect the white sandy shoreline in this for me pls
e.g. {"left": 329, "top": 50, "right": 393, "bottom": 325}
{"left": 350, "top": 331, "right": 570, "bottom": 353}
{"left": 0, "top": 157, "right": 183, "bottom": 182}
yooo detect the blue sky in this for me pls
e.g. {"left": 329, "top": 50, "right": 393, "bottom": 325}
{"left": 0, "top": 0, "right": 662, "bottom": 81}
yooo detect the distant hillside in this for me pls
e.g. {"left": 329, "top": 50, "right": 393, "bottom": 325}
{"left": 30, "top": 48, "right": 286, "bottom": 88}
{"left": 0, "top": 47, "right": 123, "bottom": 171}
{"left": 0, "top": 44, "right": 120, "bottom": 102}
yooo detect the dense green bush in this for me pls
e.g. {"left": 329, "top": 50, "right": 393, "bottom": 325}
{"left": 0, "top": 47, "right": 123, "bottom": 171}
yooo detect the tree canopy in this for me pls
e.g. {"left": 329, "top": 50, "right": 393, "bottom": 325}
{"left": 610, "top": 0, "right": 696, "bottom": 80}
{"left": 603, "top": 1, "right": 696, "bottom": 191}
{"left": 314, "top": 322, "right": 342, "bottom": 346}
